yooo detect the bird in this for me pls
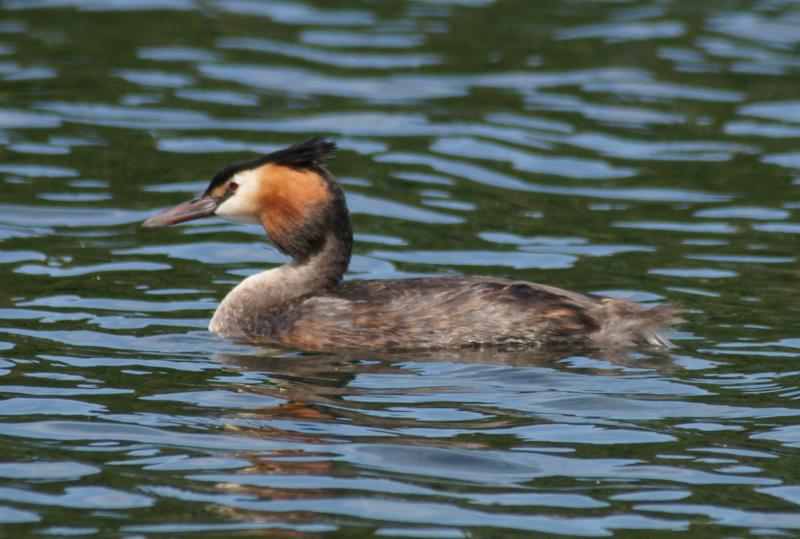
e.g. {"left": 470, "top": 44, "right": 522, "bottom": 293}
{"left": 143, "top": 137, "right": 680, "bottom": 352}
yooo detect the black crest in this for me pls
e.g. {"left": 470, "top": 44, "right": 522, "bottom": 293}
{"left": 269, "top": 136, "right": 337, "bottom": 169}
{"left": 205, "top": 136, "right": 337, "bottom": 196}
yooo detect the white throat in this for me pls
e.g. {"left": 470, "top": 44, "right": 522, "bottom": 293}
{"left": 214, "top": 168, "right": 261, "bottom": 225}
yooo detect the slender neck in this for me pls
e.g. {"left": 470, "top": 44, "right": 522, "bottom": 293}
{"left": 210, "top": 175, "right": 353, "bottom": 340}
{"left": 209, "top": 228, "right": 352, "bottom": 339}
{"left": 290, "top": 226, "right": 352, "bottom": 292}
{"left": 261, "top": 176, "right": 353, "bottom": 291}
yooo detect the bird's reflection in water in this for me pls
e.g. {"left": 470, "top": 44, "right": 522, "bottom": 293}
{"left": 212, "top": 345, "right": 678, "bottom": 443}
{"left": 196, "top": 346, "right": 678, "bottom": 528}
{"left": 219, "top": 344, "right": 679, "bottom": 390}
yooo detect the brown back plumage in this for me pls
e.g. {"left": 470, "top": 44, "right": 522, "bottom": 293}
{"left": 234, "top": 276, "right": 680, "bottom": 351}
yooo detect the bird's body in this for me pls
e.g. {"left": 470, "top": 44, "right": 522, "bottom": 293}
{"left": 212, "top": 275, "right": 675, "bottom": 351}
{"left": 144, "top": 137, "right": 679, "bottom": 352}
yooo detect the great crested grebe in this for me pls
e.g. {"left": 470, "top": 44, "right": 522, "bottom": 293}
{"left": 143, "top": 137, "right": 680, "bottom": 351}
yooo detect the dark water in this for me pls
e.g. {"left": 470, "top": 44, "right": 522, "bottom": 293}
{"left": 1, "top": 0, "right": 800, "bottom": 536}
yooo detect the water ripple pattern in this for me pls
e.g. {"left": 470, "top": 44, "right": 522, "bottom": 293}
{"left": 0, "top": 0, "right": 799, "bottom": 536}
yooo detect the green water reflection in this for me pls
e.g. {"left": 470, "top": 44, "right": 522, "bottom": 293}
{"left": 1, "top": 0, "right": 800, "bottom": 536}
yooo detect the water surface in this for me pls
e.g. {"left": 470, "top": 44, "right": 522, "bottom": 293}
{"left": 1, "top": 0, "right": 800, "bottom": 536}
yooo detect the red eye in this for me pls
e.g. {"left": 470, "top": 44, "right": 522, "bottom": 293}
{"left": 229, "top": 182, "right": 239, "bottom": 191}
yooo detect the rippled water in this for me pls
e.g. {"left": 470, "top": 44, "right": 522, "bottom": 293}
{"left": 2, "top": 0, "right": 800, "bottom": 536}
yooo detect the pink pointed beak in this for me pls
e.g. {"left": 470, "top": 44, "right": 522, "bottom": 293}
{"left": 142, "top": 195, "right": 218, "bottom": 227}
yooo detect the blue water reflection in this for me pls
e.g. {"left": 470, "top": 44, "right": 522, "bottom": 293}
{"left": 1, "top": 0, "right": 800, "bottom": 536}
